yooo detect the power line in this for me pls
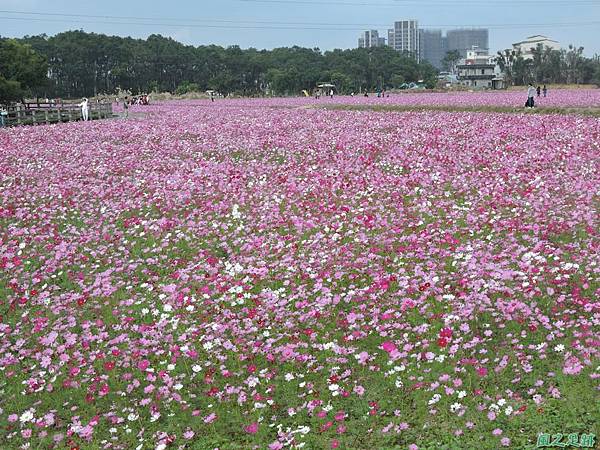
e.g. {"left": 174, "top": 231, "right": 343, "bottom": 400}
{"left": 237, "top": 0, "right": 600, "bottom": 6}
{"left": 1, "top": 11, "right": 599, "bottom": 31}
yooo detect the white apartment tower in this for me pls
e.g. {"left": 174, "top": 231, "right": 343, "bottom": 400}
{"left": 388, "top": 20, "right": 420, "bottom": 61}
{"left": 358, "top": 30, "right": 386, "bottom": 48}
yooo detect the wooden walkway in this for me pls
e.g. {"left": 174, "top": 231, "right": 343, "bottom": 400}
{"left": 1, "top": 102, "right": 114, "bottom": 127}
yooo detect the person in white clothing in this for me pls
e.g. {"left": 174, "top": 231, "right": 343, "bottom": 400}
{"left": 526, "top": 84, "right": 536, "bottom": 108}
{"left": 79, "top": 98, "right": 90, "bottom": 121}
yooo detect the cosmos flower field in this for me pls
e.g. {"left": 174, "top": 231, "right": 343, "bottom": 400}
{"left": 137, "top": 88, "right": 600, "bottom": 110}
{"left": 1, "top": 96, "right": 599, "bottom": 449}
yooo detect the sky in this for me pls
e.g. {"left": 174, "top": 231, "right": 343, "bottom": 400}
{"left": 1, "top": 0, "right": 599, "bottom": 55}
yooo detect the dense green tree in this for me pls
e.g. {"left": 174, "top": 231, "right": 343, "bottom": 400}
{"left": 16, "top": 32, "right": 438, "bottom": 97}
{"left": 10, "top": 30, "right": 598, "bottom": 96}
{"left": 442, "top": 50, "right": 461, "bottom": 74}
{"left": 0, "top": 39, "right": 48, "bottom": 103}
{"left": 0, "top": 76, "right": 23, "bottom": 104}
{"left": 498, "top": 44, "right": 597, "bottom": 86}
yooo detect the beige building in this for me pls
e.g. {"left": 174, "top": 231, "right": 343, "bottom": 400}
{"left": 457, "top": 47, "right": 504, "bottom": 89}
{"left": 512, "top": 35, "right": 561, "bottom": 59}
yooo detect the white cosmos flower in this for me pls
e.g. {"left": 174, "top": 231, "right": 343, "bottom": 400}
{"left": 450, "top": 402, "right": 462, "bottom": 412}
{"left": 19, "top": 410, "right": 34, "bottom": 423}
{"left": 428, "top": 394, "right": 441, "bottom": 405}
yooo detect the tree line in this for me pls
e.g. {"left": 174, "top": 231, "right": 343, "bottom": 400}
{"left": 1, "top": 31, "right": 438, "bottom": 101}
{"left": 495, "top": 44, "right": 600, "bottom": 86}
{"left": 2, "top": 31, "right": 599, "bottom": 103}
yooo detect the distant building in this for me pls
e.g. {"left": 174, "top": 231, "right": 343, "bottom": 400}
{"left": 388, "top": 20, "right": 420, "bottom": 61}
{"left": 457, "top": 47, "right": 504, "bottom": 89}
{"left": 447, "top": 29, "right": 489, "bottom": 58}
{"left": 387, "top": 29, "right": 395, "bottom": 49}
{"left": 358, "top": 23, "right": 492, "bottom": 69}
{"left": 358, "top": 30, "right": 386, "bottom": 48}
{"left": 512, "top": 35, "right": 560, "bottom": 59}
{"left": 419, "top": 29, "right": 447, "bottom": 69}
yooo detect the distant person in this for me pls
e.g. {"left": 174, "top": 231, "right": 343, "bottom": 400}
{"left": 330, "top": 89, "right": 334, "bottom": 99}
{"left": 543, "top": 85, "right": 547, "bottom": 97}
{"left": 210, "top": 92, "right": 215, "bottom": 102}
{"left": 0, "top": 106, "right": 7, "bottom": 127}
{"left": 536, "top": 86, "right": 541, "bottom": 97}
{"left": 123, "top": 96, "right": 129, "bottom": 118}
{"left": 364, "top": 92, "right": 368, "bottom": 97}
{"left": 526, "top": 84, "right": 536, "bottom": 108}
{"left": 79, "top": 97, "right": 90, "bottom": 121}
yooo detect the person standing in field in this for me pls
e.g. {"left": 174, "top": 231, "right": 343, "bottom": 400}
{"left": 536, "top": 86, "right": 541, "bottom": 97}
{"left": 79, "top": 98, "right": 90, "bottom": 121}
{"left": 543, "top": 85, "right": 547, "bottom": 97}
{"left": 526, "top": 84, "right": 536, "bottom": 108}
{"left": 0, "top": 106, "right": 7, "bottom": 127}
{"left": 123, "top": 96, "right": 129, "bottom": 119}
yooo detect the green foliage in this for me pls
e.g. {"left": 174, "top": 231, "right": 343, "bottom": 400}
{"left": 0, "top": 38, "right": 48, "bottom": 103}
{"left": 0, "top": 75, "right": 22, "bottom": 104}
{"left": 594, "top": 63, "right": 600, "bottom": 87}
{"left": 497, "top": 44, "right": 598, "bottom": 86}
{"left": 390, "top": 74, "right": 405, "bottom": 88}
{"left": 18, "top": 32, "right": 438, "bottom": 97}
{"left": 442, "top": 50, "right": 461, "bottom": 73}
{"left": 175, "top": 81, "right": 201, "bottom": 95}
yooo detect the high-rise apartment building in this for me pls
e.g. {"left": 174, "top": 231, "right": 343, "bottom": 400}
{"left": 358, "top": 30, "right": 386, "bottom": 48}
{"left": 419, "top": 29, "right": 447, "bottom": 69}
{"left": 360, "top": 22, "right": 490, "bottom": 70}
{"left": 388, "top": 20, "right": 420, "bottom": 61}
{"left": 446, "top": 29, "right": 489, "bottom": 58}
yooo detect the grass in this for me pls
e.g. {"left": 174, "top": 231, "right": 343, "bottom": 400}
{"left": 316, "top": 103, "right": 600, "bottom": 117}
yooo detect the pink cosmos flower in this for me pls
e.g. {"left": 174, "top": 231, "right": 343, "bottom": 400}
{"left": 204, "top": 413, "right": 217, "bottom": 424}
{"left": 354, "top": 385, "right": 365, "bottom": 396}
{"left": 183, "top": 430, "right": 195, "bottom": 439}
{"left": 382, "top": 341, "right": 397, "bottom": 353}
{"left": 244, "top": 422, "right": 259, "bottom": 434}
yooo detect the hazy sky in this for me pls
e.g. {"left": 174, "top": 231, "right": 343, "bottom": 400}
{"left": 1, "top": 0, "right": 599, "bottom": 55}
